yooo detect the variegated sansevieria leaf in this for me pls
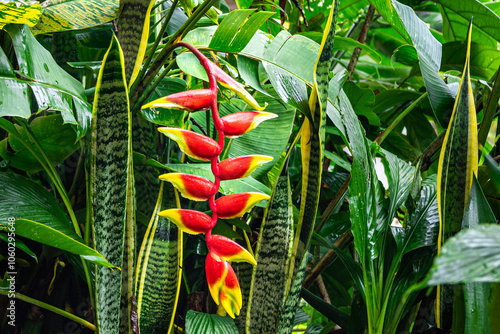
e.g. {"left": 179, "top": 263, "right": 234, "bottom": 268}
{"left": 436, "top": 20, "right": 478, "bottom": 330}
{"left": 32, "top": 0, "right": 119, "bottom": 35}
{"left": 0, "top": 1, "right": 41, "bottom": 29}
{"left": 90, "top": 34, "right": 133, "bottom": 334}
{"left": 117, "top": 0, "right": 156, "bottom": 87}
{"left": 288, "top": 0, "right": 340, "bottom": 289}
{"left": 135, "top": 183, "right": 182, "bottom": 333}
{"left": 246, "top": 168, "right": 294, "bottom": 333}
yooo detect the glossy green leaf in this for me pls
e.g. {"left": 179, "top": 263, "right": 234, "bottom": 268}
{"left": 436, "top": 0, "right": 500, "bottom": 46}
{"left": 32, "top": 0, "right": 120, "bottom": 35}
{"left": 368, "top": 0, "right": 411, "bottom": 42}
{"left": 246, "top": 171, "right": 294, "bottom": 333}
{"left": 4, "top": 25, "right": 92, "bottom": 139}
{"left": 391, "top": 45, "right": 418, "bottom": 66}
{"left": 209, "top": 9, "right": 275, "bottom": 52}
{"left": 0, "top": 172, "right": 110, "bottom": 267}
{"left": 427, "top": 224, "right": 500, "bottom": 285}
{"left": 237, "top": 56, "right": 271, "bottom": 96}
{"left": 0, "top": 232, "right": 37, "bottom": 261}
{"left": 185, "top": 310, "right": 238, "bottom": 334}
{"left": 0, "top": 46, "right": 33, "bottom": 118}
{"left": 300, "top": 288, "right": 349, "bottom": 328}
{"left": 393, "top": 0, "right": 456, "bottom": 126}
{"left": 0, "top": 115, "right": 79, "bottom": 173}
{"left": 0, "top": 0, "right": 41, "bottom": 29}
{"left": 343, "top": 82, "right": 379, "bottom": 127}
{"left": 442, "top": 41, "right": 500, "bottom": 80}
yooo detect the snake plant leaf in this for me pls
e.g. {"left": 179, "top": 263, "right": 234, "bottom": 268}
{"left": 135, "top": 183, "right": 181, "bottom": 333}
{"left": 436, "top": 20, "right": 478, "bottom": 329}
{"left": 3, "top": 24, "right": 92, "bottom": 139}
{"left": 117, "top": 0, "right": 156, "bottom": 86}
{"left": 436, "top": 0, "right": 500, "bottom": 46}
{"left": 90, "top": 34, "right": 133, "bottom": 333}
{"left": 0, "top": 115, "right": 78, "bottom": 173}
{"left": 0, "top": 172, "right": 110, "bottom": 266}
{"left": 393, "top": 0, "right": 456, "bottom": 126}
{"left": 461, "top": 177, "right": 496, "bottom": 334}
{"left": 290, "top": 0, "right": 340, "bottom": 286}
{"left": 32, "top": 0, "right": 120, "bottom": 35}
{"left": 427, "top": 224, "right": 500, "bottom": 285}
{"left": 209, "top": 9, "right": 275, "bottom": 52}
{"left": 0, "top": 0, "right": 41, "bottom": 29}
{"left": 185, "top": 310, "right": 238, "bottom": 334}
{"left": 246, "top": 171, "right": 294, "bottom": 333}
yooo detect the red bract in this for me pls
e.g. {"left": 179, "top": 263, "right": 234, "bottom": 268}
{"left": 215, "top": 192, "right": 270, "bottom": 219}
{"left": 218, "top": 155, "right": 273, "bottom": 180}
{"left": 141, "top": 89, "right": 214, "bottom": 112}
{"left": 150, "top": 42, "right": 275, "bottom": 318}
{"left": 158, "top": 128, "right": 220, "bottom": 161}
{"left": 221, "top": 111, "right": 277, "bottom": 138}
{"left": 159, "top": 173, "right": 217, "bottom": 201}
{"left": 205, "top": 252, "right": 242, "bottom": 319}
{"left": 157, "top": 209, "right": 214, "bottom": 234}
{"left": 206, "top": 233, "right": 257, "bottom": 265}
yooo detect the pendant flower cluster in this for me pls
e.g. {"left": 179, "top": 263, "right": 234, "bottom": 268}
{"left": 141, "top": 42, "right": 276, "bottom": 318}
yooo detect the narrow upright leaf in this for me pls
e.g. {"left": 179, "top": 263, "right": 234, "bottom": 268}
{"left": 436, "top": 20, "right": 478, "bottom": 329}
{"left": 246, "top": 171, "right": 294, "bottom": 333}
{"left": 90, "top": 34, "right": 133, "bottom": 333}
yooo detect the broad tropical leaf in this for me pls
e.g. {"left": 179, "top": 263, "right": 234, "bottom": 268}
{"left": 90, "top": 34, "right": 133, "bottom": 333}
{"left": 0, "top": 0, "right": 41, "bottom": 29}
{"left": 32, "top": 0, "right": 120, "bottom": 35}
{"left": 185, "top": 310, "right": 238, "bottom": 334}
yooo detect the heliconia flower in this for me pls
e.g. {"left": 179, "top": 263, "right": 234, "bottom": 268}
{"left": 215, "top": 192, "right": 270, "bottom": 219}
{"left": 218, "top": 155, "right": 273, "bottom": 180}
{"left": 206, "top": 233, "right": 257, "bottom": 265}
{"left": 157, "top": 209, "right": 214, "bottom": 234}
{"left": 207, "top": 61, "right": 266, "bottom": 111}
{"left": 159, "top": 173, "right": 217, "bottom": 201}
{"left": 141, "top": 89, "right": 214, "bottom": 112}
{"left": 221, "top": 111, "right": 277, "bottom": 138}
{"left": 158, "top": 128, "right": 220, "bottom": 161}
{"left": 205, "top": 252, "right": 242, "bottom": 318}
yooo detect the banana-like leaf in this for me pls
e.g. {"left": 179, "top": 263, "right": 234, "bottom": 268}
{"left": 289, "top": 0, "right": 340, "bottom": 288}
{"left": 0, "top": 0, "right": 41, "bottom": 29}
{"left": 208, "top": 9, "right": 275, "bottom": 53}
{"left": 117, "top": 0, "right": 156, "bottom": 87}
{"left": 393, "top": 0, "right": 456, "bottom": 126}
{"left": 246, "top": 170, "right": 294, "bottom": 333}
{"left": 0, "top": 172, "right": 110, "bottom": 266}
{"left": 135, "top": 183, "right": 181, "bottom": 333}
{"left": 32, "top": 0, "right": 120, "bottom": 35}
{"left": 0, "top": 232, "right": 36, "bottom": 260}
{"left": 0, "top": 115, "right": 78, "bottom": 173}
{"left": 2, "top": 25, "right": 92, "bottom": 139}
{"left": 90, "top": 34, "right": 133, "bottom": 333}
{"left": 436, "top": 20, "right": 478, "bottom": 329}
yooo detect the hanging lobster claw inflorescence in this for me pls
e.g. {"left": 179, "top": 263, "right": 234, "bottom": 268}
{"left": 142, "top": 42, "right": 276, "bottom": 318}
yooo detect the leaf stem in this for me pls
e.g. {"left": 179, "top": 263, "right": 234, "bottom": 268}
{"left": 375, "top": 92, "right": 428, "bottom": 145}
{"left": 0, "top": 290, "right": 96, "bottom": 331}
{"left": 478, "top": 68, "right": 500, "bottom": 147}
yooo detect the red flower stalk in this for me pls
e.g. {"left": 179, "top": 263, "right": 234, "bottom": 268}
{"left": 145, "top": 42, "right": 275, "bottom": 318}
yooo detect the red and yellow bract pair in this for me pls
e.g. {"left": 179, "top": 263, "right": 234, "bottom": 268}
{"left": 142, "top": 42, "right": 274, "bottom": 318}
